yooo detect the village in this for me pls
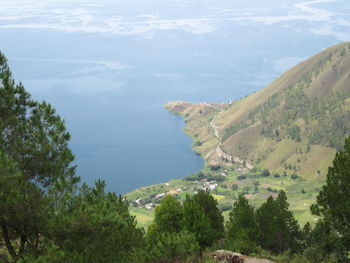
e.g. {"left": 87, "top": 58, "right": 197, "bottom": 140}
{"left": 130, "top": 165, "right": 251, "bottom": 210}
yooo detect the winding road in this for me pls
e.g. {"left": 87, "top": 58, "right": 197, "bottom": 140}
{"left": 209, "top": 106, "right": 253, "bottom": 169}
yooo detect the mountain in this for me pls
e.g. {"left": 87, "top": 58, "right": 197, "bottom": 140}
{"left": 128, "top": 42, "right": 350, "bottom": 227}
{"left": 166, "top": 42, "right": 350, "bottom": 180}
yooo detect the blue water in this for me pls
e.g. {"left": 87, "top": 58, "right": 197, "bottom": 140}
{"left": 0, "top": 0, "right": 349, "bottom": 193}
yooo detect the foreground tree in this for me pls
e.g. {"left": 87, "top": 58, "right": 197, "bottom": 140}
{"left": 0, "top": 152, "right": 50, "bottom": 261}
{"left": 225, "top": 195, "right": 258, "bottom": 254}
{"left": 303, "top": 219, "right": 344, "bottom": 263}
{"left": 192, "top": 190, "right": 224, "bottom": 241}
{"left": 256, "top": 191, "right": 301, "bottom": 254}
{"left": 49, "top": 181, "right": 144, "bottom": 263}
{"left": 183, "top": 195, "right": 214, "bottom": 252}
{"left": 144, "top": 195, "right": 200, "bottom": 262}
{"left": 148, "top": 195, "right": 183, "bottom": 236}
{"left": 311, "top": 136, "right": 350, "bottom": 260}
{"left": 0, "top": 52, "right": 78, "bottom": 261}
{"left": 182, "top": 190, "right": 224, "bottom": 252}
{"left": 0, "top": 52, "right": 77, "bottom": 186}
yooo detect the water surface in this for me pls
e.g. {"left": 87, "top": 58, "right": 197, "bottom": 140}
{"left": 0, "top": 0, "right": 349, "bottom": 193}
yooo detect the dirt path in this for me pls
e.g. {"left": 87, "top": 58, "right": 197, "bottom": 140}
{"left": 210, "top": 114, "right": 221, "bottom": 138}
{"left": 242, "top": 256, "right": 276, "bottom": 263}
{"left": 209, "top": 109, "right": 253, "bottom": 170}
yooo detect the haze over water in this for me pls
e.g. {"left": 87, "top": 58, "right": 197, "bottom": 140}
{"left": 1, "top": 0, "right": 349, "bottom": 193}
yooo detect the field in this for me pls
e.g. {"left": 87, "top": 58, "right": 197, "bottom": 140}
{"left": 127, "top": 163, "right": 325, "bottom": 229}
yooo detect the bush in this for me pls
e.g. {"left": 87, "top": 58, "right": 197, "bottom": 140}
{"left": 209, "top": 165, "right": 221, "bottom": 171}
{"left": 261, "top": 169, "right": 270, "bottom": 177}
{"left": 237, "top": 175, "right": 247, "bottom": 180}
{"left": 291, "top": 174, "right": 299, "bottom": 180}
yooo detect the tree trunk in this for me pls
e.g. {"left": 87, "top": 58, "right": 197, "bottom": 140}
{"left": 1, "top": 223, "right": 17, "bottom": 261}
{"left": 18, "top": 235, "right": 27, "bottom": 257}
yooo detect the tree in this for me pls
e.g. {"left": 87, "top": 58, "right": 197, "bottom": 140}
{"left": 0, "top": 52, "right": 78, "bottom": 260}
{"left": 153, "top": 195, "right": 183, "bottom": 233}
{"left": 286, "top": 125, "right": 301, "bottom": 142}
{"left": 0, "top": 152, "right": 50, "bottom": 261}
{"left": 146, "top": 195, "right": 183, "bottom": 245}
{"left": 303, "top": 219, "right": 345, "bottom": 263}
{"left": 182, "top": 195, "right": 214, "bottom": 252}
{"left": 225, "top": 195, "right": 258, "bottom": 254}
{"left": 191, "top": 190, "right": 224, "bottom": 241}
{"left": 311, "top": 136, "right": 350, "bottom": 258}
{"left": 0, "top": 52, "right": 77, "bottom": 186}
{"left": 143, "top": 231, "right": 199, "bottom": 263}
{"left": 47, "top": 181, "right": 144, "bottom": 263}
{"left": 256, "top": 191, "right": 301, "bottom": 254}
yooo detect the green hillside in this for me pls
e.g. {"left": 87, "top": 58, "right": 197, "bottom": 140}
{"left": 166, "top": 42, "right": 350, "bottom": 179}
{"left": 127, "top": 42, "right": 350, "bottom": 228}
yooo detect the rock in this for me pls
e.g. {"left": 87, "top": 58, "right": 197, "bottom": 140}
{"left": 211, "top": 250, "right": 276, "bottom": 263}
{"left": 211, "top": 250, "right": 244, "bottom": 263}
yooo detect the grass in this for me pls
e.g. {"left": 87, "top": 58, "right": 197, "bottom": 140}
{"left": 130, "top": 207, "right": 154, "bottom": 229}
{"left": 212, "top": 194, "right": 225, "bottom": 201}
{"left": 127, "top": 164, "right": 322, "bottom": 229}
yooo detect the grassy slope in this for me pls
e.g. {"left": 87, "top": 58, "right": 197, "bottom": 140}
{"left": 220, "top": 42, "right": 350, "bottom": 178}
{"left": 128, "top": 42, "right": 350, "bottom": 229}
{"left": 167, "top": 42, "right": 350, "bottom": 178}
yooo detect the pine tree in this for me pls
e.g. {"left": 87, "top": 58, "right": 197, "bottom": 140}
{"left": 192, "top": 190, "right": 224, "bottom": 240}
{"left": 256, "top": 191, "right": 301, "bottom": 253}
{"left": 48, "top": 181, "right": 144, "bottom": 263}
{"left": 0, "top": 52, "right": 78, "bottom": 260}
{"left": 146, "top": 195, "right": 183, "bottom": 243}
{"left": 311, "top": 136, "right": 350, "bottom": 257}
{"left": 225, "top": 195, "right": 258, "bottom": 254}
{"left": 183, "top": 195, "right": 215, "bottom": 252}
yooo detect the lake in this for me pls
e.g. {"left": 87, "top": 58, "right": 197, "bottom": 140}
{"left": 0, "top": 0, "right": 349, "bottom": 193}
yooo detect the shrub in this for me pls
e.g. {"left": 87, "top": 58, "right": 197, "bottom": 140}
{"left": 237, "top": 175, "right": 247, "bottom": 180}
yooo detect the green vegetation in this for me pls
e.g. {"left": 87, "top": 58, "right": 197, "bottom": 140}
{"left": 226, "top": 195, "right": 258, "bottom": 254}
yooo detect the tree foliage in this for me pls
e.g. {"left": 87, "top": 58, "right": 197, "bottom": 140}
{"left": 183, "top": 195, "right": 214, "bottom": 251}
{"left": 311, "top": 136, "right": 350, "bottom": 260}
{"left": 0, "top": 52, "right": 78, "bottom": 261}
{"left": 256, "top": 191, "right": 301, "bottom": 254}
{"left": 225, "top": 195, "right": 258, "bottom": 254}
{"left": 152, "top": 195, "right": 183, "bottom": 234}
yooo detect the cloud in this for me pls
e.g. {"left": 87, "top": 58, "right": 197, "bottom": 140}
{"left": 0, "top": 0, "right": 217, "bottom": 35}
{"left": 231, "top": 0, "right": 336, "bottom": 25}
{"left": 0, "top": 0, "right": 349, "bottom": 40}
{"left": 309, "top": 25, "right": 350, "bottom": 41}
{"left": 11, "top": 57, "right": 133, "bottom": 71}
{"left": 228, "top": 0, "right": 350, "bottom": 41}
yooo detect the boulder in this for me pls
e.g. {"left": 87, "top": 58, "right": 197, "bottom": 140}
{"left": 211, "top": 250, "right": 244, "bottom": 263}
